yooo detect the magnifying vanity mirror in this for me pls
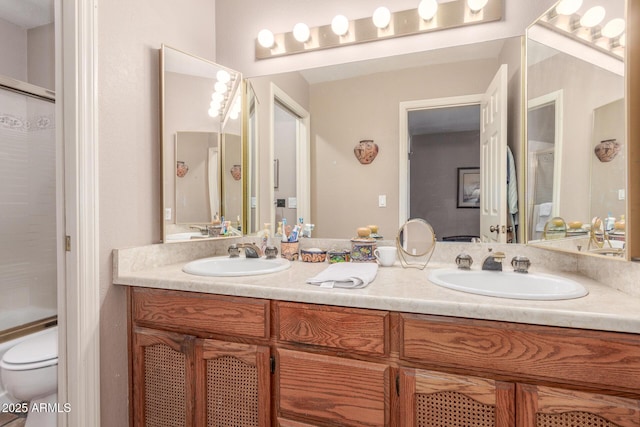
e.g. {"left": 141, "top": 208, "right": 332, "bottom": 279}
{"left": 396, "top": 218, "right": 436, "bottom": 269}
{"left": 160, "top": 45, "right": 243, "bottom": 242}
{"left": 525, "top": 0, "right": 627, "bottom": 258}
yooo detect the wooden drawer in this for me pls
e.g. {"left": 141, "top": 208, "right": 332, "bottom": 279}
{"left": 132, "top": 287, "right": 269, "bottom": 339}
{"left": 400, "top": 314, "right": 640, "bottom": 393}
{"left": 275, "top": 301, "right": 389, "bottom": 356}
{"left": 276, "top": 348, "right": 390, "bottom": 427}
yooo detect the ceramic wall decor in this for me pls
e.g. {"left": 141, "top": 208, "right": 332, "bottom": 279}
{"left": 354, "top": 139, "right": 379, "bottom": 164}
{"left": 176, "top": 161, "right": 189, "bottom": 177}
{"left": 230, "top": 164, "right": 241, "bottom": 180}
{"left": 594, "top": 139, "right": 621, "bottom": 162}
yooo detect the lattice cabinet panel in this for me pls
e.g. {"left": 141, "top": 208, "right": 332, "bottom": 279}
{"left": 132, "top": 327, "right": 196, "bottom": 427}
{"left": 517, "top": 384, "right": 640, "bottom": 427}
{"left": 399, "top": 368, "right": 515, "bottom": 427}
{"left": 196, "top": 339, "right": 271, "bottom": 427}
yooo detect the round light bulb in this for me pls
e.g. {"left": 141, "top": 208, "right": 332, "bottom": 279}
{"left": 208, "top": 108, "right": 219, "bottom": 118}
{"left": 619, "top": 33, "right": 626, "bottom": 47}
{"left": 331, "top": 14, "right": 349, "bottom": 36}
{"left": 418, "top": 0, "right": 438, "bottom": 21}
{"left": 214, "top": 81, "right": 228, "bottom": 94}
{"left": 257, "top": 29, "right": 275, "bottom": 48}
{"left": 372, "top": 7, "right": 391, "bottom": 29}
{"left": 293, "top": 22, "right": 310, "bottom": 42}
{"left": 580, "top": 6, "right": 605, "bottom": 28}
{"left": 216, "top": 69, "right": 231, "bottom": 84}
{"left": 467, "top": 0, "right": 488, "bottom": 12}
{"left": 555, "top": 0, "right": 582, "bottom": 16}
{"left": 230, "top": 110, "right": 239, "bottom": 120}
{"left": 210, "top": 100, "right": 222, "bottom": 109}
{"left": 211, "top": 92, "right": 224, "bottom": 103}
{"left": 602, "top": 18, "right": 626, "bottom": 39}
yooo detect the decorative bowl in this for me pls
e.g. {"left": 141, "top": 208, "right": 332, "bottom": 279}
{"left": 300, "top": 248, "right": 327, "bottom": 263}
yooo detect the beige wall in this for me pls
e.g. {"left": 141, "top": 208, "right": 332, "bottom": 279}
{"left": 0, "top": 17, "right": 27, "bottom": 81}
{"left": 310, "top": 58, "right": 499, "bottom": 238}
{"left": 27, "top": 23, "right": 55, "bottom": 90}
{"left": 98, "top": 1, "right": 215, "bottom": 426}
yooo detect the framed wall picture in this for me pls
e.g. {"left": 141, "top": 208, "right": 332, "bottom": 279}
{"left": 457, "top": 167, "right": 480, "bottom": 208}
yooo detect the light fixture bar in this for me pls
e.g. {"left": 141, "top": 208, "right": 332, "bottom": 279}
{"left": 255, "top": 0, "right": 502, "bottom": 59}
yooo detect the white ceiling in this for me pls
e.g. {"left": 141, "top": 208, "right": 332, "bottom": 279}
{"left": 0, "top": 0, "right": 53, "bottom": 29}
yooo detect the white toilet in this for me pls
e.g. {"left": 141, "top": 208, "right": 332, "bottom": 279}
{"left": 0, "top": 326, "right": 58, "bottom": 427}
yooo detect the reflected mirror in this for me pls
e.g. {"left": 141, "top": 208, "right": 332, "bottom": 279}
{"left": 161, "top": 45, "right": 243, "bottom": 242}
{"left": 526, "top": 0, "right": 627, "bottom": 257}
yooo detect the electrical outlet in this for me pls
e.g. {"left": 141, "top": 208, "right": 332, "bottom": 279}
{"left": 378, "top": 195, "right": 387, "bottom": 208}
{"left": 164, "top": 208, "right": 172, "bottom": 220}
{"left": 288, "top": 197, "right": 297, "bottom": 208}
{"left": 276, "top": 199, "right": 286, "bottom": 208}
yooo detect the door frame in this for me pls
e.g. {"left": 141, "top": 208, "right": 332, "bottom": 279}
{"left": 269, "top": 83, "right": 310, "bottom": 234}
{"left": 57, "top": 0, "right": 101, "bottom": 426}
{"left": 398, "top": 94, "right": 483, "bottom": 228}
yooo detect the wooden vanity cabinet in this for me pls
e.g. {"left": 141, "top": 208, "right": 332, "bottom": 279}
{"left": 130, "top": 288, "right": 271, "bottom": 427}
{"left": 128, "top": 287, "right": 640, "bottom": 427}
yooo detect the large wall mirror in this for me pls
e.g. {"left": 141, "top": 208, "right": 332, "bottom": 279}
{"left": 245, "top": 37, "right": 524, "bottom": 241}
{"left": 161, "top": 45, "right": 243, "bottom": 242}
{"left": 525, "top": 0, "right": 627, "bottom": 258}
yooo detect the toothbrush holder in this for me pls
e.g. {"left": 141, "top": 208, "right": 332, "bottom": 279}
{"left": 281, "top": 241, "right": 299, "bottom": 261}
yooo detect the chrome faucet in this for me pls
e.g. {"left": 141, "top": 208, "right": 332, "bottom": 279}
{"left": 189, "top": 225, "right": 208, "bottom": 235}
{"left": 228, "top": 243, "right": 263, "bottom": 258}
{"left": 481, "top": 250, "right": 505, "bottom": 271}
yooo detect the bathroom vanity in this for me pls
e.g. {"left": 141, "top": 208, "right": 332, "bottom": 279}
{"left": 115, "top": 241, "right": 640, "bottom": 427}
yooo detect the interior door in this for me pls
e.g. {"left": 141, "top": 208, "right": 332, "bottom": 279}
{"left": 480, "top": 64, "right": 508, "bottom": 243}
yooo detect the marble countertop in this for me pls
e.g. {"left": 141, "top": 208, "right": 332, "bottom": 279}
{"left": 113, "top": 245, "right": 640, "bottom": 334}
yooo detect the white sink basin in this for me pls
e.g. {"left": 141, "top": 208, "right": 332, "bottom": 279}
{"left": 428, "top": 268, "right": 588, "bottom": 300}
{"left": 166, "top": 232, "right": 205, "bottom": 241}
{"left": 183, "top": 256, "right": 290, "bottom": 277}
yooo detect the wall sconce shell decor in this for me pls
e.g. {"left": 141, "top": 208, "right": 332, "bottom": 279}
{"left": 255, "top": 0, "right": 502, "bottom": 59}
{"left": 594, "top": 139, "right": 621, "bottom": 162}
{"left": 354, "top": 140, "right": 379, "bottom": 165}
{"left": 230, "top": 164, "right": 242, "bottom": 180}
{"left": 176, "top": 161, "right": 189, "bottom": 178}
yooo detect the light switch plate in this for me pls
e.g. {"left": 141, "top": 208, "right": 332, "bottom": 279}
{"left": 164, "top": 208, "right": 172, "bottom": 220}
{"left": 378, "top": 195, "right": 386, "bottom": 207}
{"left": 288, "top": 197, "right": 297, "bottom": 208}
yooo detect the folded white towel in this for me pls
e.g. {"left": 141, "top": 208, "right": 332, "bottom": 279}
{"left": 307, "top": 263, "right": 378, "bottom": 289}
{"left": 539, "top": 202, "right": 553, "bottom": 216}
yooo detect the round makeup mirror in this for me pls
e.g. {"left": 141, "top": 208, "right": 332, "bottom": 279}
{"left": 396, "top": 218, "right": 436, "bottom": 269}
{"left": 543, "top": 216, "right": 567, "bottom": 240}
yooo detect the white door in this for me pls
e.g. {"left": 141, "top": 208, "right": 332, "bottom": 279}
{"left": 480, "top": 64, "right": 508, "bottom": 243}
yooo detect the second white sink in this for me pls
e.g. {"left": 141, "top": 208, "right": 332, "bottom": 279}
{"left": 428, "top": 268, "right": 588, "bottom": 300}
{"left": 183, "top": 256, "right": 290, "bottom": 277}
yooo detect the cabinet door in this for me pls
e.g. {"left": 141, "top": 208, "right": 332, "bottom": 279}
{"left": 517, "top": 384, "right": 640, "bottom": 427}
{"left": 276, "top": 348, "right": 390, "bottom": 426}
{"left": 196, "top": 338, "right": 271, "bottom": 427}
{"left": 132, "top": 326, "right": 196, "bottom": 427}
{"left": 398, "top": 368, "right": 515, "bottom": 427}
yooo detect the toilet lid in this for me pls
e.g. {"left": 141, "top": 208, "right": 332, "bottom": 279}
{"left": 2, "top": 327, "right": 58, "bottom": 366}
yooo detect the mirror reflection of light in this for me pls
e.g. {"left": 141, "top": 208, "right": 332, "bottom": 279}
{"left": 619, "top": 33, "right": 626, "bottom": 47}
{"left": 214, "top": 81, "right": 228, "bottom": 94}
{"left": 372, "top": 7, "right": 391, "bottom": 29}
{"left": 207, "top": 108, "right": 219, "bottom": 118}
{"left": 602, "top": 18, "right": 626, "bottom": 39}
{"left": 216, "top": 70, "right": 230, "bottom": 84}
{"left": 293, "top": 23, "right": 310, "bottom": 43}
{"left": 418, "top": 0, "right": 438, "bottom": 21}
{"left": 555, "top": 0, "right": 582, "bottom": 16}
{"left": 467, "top": 0, "right": 488, "bottom": 12}
{"left": 331, "top": 15, "right": 349, "bottom": 36}
{"left": 211, "top": 92, "right": 224, "bottom": 103}
{"left": 257, "top": 29, "right": 275, "bottom": 48}
{"left": 580, "top": 6, "right": 606, "bottom": 28}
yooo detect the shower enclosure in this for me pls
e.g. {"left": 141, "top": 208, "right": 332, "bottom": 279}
{"left": 0, "top": 76, "right": 57, "bottom": 336}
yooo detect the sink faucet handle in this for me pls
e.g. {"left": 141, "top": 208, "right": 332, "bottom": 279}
{"left": 511, "top": 256, "right": 531, "bottom": 273}
{"left": 228, "top": 244, "right": 240, "bottom": 258}
{"left": 455, "top": 252, "right": 473, "bottom": 269}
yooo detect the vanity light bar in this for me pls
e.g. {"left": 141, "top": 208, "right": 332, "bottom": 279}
{"left": 255, "top": 0, "right": 502, "bottom": 59}
{"left": 541, "top": 5, "right": 625, "bottom": 59}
